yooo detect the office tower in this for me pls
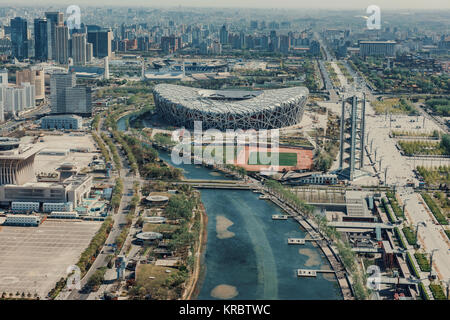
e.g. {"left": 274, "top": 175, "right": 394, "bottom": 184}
{"left": 337, "top": 94, "right": 367, "bottom": 181}
{"left": 55, "top": 25, "right": 69, "bottom": 64}
{"left": 45, "top": 12, "right": 64, "bottom": 60}
{"left": 10, "top": 17, "right": 28, "bottom": 60}
{"left": 34, "top": 18, "right": 52, "bottom": 61}
{"left": 87, "top": 29, "right": 112, "bottom": 58}
{"left": 219, "top": 25, "right": 228, "bottom": 45}
{"left": 0, "top": 68, "right": 8, "bottom": 85}
{"left": 16, "top": 68, "right": 45, "bottom": 101}
{"left": 86, "top": 43, "right": 93, "bottom": 62}
{"left": 50, "top": 72, "right": 92, "bottom": 116}
{"left": 71, "top": 33, "right": 86, "bottom": 65}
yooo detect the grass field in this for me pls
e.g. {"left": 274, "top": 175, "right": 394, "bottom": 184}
{"left": 143, "top": 223, "right": 179, "bottom": 234}
{"left": 248, "top": 152, "right": 298, "bottom": 166}
{"left": 135, "top": 264, "right": 183, "bottom": 299}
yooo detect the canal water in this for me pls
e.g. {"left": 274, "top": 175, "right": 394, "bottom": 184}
{"left": 119, "top": 116, "right": 342, "bottom": 300}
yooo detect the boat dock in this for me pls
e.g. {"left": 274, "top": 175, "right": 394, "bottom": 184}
{"left": 297, "top": 269, "right": 335, "bottom": 277}
{"left": 288, "top": 238, "right": 306, "bottom": 245}
{"left": 272, "top": 214, "right": 289, "bottom": 220}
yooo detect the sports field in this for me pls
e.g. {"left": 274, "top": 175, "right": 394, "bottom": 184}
{"left": 248, "top": 152, "right": 298, "bottom": 166}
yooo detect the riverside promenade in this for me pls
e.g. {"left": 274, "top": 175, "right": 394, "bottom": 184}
{"left": 262, "top": 191, "right": 354, "bottom": 300}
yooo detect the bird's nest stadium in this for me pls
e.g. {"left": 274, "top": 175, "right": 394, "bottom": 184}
{"left": 153, "top": 84, "right": 309, "bottom": 130}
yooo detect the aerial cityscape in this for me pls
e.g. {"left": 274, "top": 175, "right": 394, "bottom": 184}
{"left": 0, "top": 0, "right": 449, "bottom": 307}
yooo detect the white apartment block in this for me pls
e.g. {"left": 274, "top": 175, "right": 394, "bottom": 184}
{"left": 11, "top": 201, "right": 40, "bottom": 212}
{"left": 49, "top": 211, "right": 79, "bottom": 219}
{"left": 5, "top": 214, "right": 41, "bottom": 226}
{"left": 43, "top": 202, "right": 73, "bottom": 213}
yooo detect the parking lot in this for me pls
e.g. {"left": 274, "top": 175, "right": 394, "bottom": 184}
{"left": 0, "top": 220, "right": 101, "bottom": 298}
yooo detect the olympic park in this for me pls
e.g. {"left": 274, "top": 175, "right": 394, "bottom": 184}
{"left": 153, "top": 84, "right": 313, "bottom": 172}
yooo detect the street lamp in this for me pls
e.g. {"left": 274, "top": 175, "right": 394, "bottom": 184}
{"left": 379, "top": 157, "right": 383, "bottom": 172}
{"left": 430, "top": 249, "right": 439, "bottom": 278}
{"left": 414, "top": 221, "right": 425, "bottom": 245}
{"left": 384, "top": 167, "right": 390, "bottom": 186}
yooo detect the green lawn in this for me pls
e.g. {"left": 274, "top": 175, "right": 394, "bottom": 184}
{"left": 248, "top": 152, "right": 298, "bottom": 166}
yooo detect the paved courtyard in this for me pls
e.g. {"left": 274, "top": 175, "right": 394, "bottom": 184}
{"left": 0, "top": 220, "right": 101, "bottom": 298}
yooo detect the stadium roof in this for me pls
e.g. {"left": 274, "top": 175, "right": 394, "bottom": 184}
{"left": 154, "top": 84, "right": 309, "bottom": 116}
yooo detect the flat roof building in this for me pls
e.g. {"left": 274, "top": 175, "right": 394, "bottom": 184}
{"left": 359, "top": 41, "right": 396, "bottom": 57}
{"left": 41, "top": 114, "right": 83, "bottom": 130}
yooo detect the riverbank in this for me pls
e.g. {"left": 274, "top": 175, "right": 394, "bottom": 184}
{"left": 182, "top": 201, "right": 208, "bottom": 300}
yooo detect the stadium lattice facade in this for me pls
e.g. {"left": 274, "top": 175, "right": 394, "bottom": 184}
{"left": 153, "top": 84, "right": 309, "bottom": 130}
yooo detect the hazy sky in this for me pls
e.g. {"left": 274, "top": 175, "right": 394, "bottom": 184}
{"left": 7, "top": 0, "right": 450, "bottom": 10}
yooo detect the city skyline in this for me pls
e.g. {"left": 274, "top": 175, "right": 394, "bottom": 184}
{"left": 7, "top": 0, "right": 450, "bottom": 10}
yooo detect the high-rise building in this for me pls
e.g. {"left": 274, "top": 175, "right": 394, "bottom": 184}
{"left": 45, "top": 12, "right": 64, "bottom": 60}
{"left": 50, "top": 72, "right": 92, "bottom": 116}
{"left": 10, "top": 17, "right": 28, "bottom": 60}
{"left": 87, "top": 29, "right": 112, "bottom": 58}
{"left": 86, "top": 42, "right": 93, "bottom": 62}
{"left": 34, "top": 18, "right": 52, "bottom": 61}
{"left": 161, "top": 35, "right": 181, "bottom": 54}
{"left": 55, "top": 25, "right": 69, "bottom": 64}
{"left": 16, "top": 68, "right": 45, "bottom": 101}
{"left": 0, "top": 83, "right": 35, "bottom": 115}
{"left": 219, "top": 25, "right": 228, "bottom": 45}
{"left": 71, "top": 33, "right": 87, "bottom": 65}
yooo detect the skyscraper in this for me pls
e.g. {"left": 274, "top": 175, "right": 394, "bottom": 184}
{"left": 87, "top": 29, "right": 112, "bottom": 58}
{"left": 55, "top": 25, "right": 69, "bottom": 64}
{"left": 34, "top": 18, "right": 52, "bottom": 61}
{"left": 10, "top": 17, "right": 28, "bottom": 60}
{"left": 45, "top": 11, "right": 64, "bottom": 60}
{"left": 71, "top": 33, "right": 87, "bottom": 66}
{"left": 219, "top": 25, "right": 228, "bottom": 45}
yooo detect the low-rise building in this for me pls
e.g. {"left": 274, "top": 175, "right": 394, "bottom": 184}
{"left": 4, "top": 214, "right": 41, "bottom": 226}
{"left": 49, "top": 211, "right": 78, "bottom": 219}
{"left": 43, "top": 202, "right": 73, "bottom": 213}
{"left": 41, "top": 114, "right": 83, "bottom": 130}
{"left": 11, "top": 201, "right": 40, "bottom": 212}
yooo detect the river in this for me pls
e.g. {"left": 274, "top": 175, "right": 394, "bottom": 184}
{"left": 118, "top": 115, "right": 342, "bottom": 300}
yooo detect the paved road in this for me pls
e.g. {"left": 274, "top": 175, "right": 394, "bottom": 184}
{"left": 63, "top": 119, "right": 138, "bottom": 299}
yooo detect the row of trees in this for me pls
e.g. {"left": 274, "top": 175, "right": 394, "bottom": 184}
{"left": 92, "top": 132, "right": 111, "bottom": 163}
